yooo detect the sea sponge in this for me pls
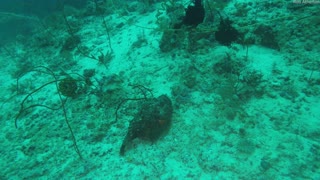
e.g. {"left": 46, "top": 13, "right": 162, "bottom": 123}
{"left": 58, "top": 77, "right": 78, "bottom": 98}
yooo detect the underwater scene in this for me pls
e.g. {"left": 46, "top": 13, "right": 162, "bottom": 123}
{"left": 0, "top": 0, "right": 319, "bottom": 179}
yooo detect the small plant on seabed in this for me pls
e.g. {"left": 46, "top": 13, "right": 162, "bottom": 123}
{"left": 61, "top": 3, "right": 114, "bottom": 68}
{"left": 14, "top": 66, "right": 88, "bottom": 159}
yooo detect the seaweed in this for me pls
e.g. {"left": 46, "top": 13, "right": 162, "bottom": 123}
{"left": 14, "top": 66, "right": 86, "bottom": 159}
